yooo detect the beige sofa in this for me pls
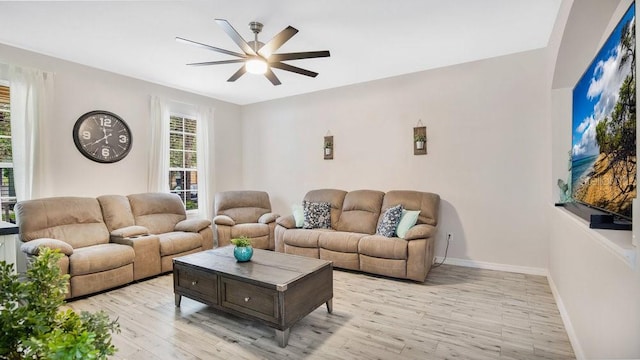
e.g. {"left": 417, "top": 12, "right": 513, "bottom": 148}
{"left": 15, "top": 192, "right": 213, "bottom": 298}
{"left": 213, "top": 190, "right": 279, "bottom": 249}
{"left": 275, "top": 189, "right": 440, "bottom": 282}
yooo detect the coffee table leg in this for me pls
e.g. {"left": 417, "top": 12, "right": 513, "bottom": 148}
{"left": 175, "top": 294, "right": 182, "bottom": 307}
{"left": 326, "top": 299, "right": 333, "bottom": 313}
{"left": 275, "top": 328, "right": 290, "bottom": 347}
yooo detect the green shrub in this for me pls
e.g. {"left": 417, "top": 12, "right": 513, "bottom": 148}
{"left": 0, "top": 248, "right": 120, "bottom": 360}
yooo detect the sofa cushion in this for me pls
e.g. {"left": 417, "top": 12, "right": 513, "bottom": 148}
{"left": 214, "top": 190, "right": 272, "bottom": 224}
{"left": 336, "top": 190, "right": 384, "bottom": 234}
{"left": 376, "top": 204, "right": 403, "bottom": 237}
{"left": 70, "top": 243, "right": 135, "bottom": 276}
{"left": 318, "top": 231, "right": 365, "bottom": 253}
{"left": 283, "top": 228, "right": 333, "bottom": 248}
{"left": 230, "top": 223, "right": 269, "bottom": 238}
{"left": 358, "top": 235, "right": 408, "bottom": 260}
{"left": 128, "top": 193, "right": 186, "bottom": 234}
{"left": 16, "top": 197, "right": 110, "bottom": 248}
{"left": 97, "top": 195, "right": 135, "bottom": 232}
{"left": 303, "top": 201, "right": 332, "bottom": 229}
{"left": 303, "top": 189, "right": 347, "bottom": 228}
{"left": 381, "top": 190, "right": 440, "bottom": 226}
{"left": 158, "top": 231, "right": 202, "bottom": 256}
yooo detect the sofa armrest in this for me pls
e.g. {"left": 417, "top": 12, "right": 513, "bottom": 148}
{"left": 111, "top": 235, "right": 161, "bottom": 280}
{"left": 111, "top": 225, "right": 149, "bottom": 238}
{"left": 213, "top": 215, "right": 235, "bottom": 226}
{"left": 21, "top": 238, "right": 73, "bottom": 256}
{"left": 258, "top": 212, "right": 279, "bottom": 224}
{"left": 276, "top": 215, "right": 296, "bottom": 229}
{"left": 404, "top": 224, "right": 436, "bottom": 240}
{"left": 175, "top": 218, "right": 212, "bottom": 233}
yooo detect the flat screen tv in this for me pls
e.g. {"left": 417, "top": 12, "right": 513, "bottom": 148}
{"left": 571, "top": 2, "right": 636, "bottom": 221}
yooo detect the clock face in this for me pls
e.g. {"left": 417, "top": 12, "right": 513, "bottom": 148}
{"left": 72, "top": 111, "right": 132, "bottom": 163}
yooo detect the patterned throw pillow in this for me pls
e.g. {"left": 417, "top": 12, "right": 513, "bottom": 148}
{"left": 376, "top": 204, "right": 404, "bottom": 237}
{"left": 302, "top": 201, "right": 332, "bottom": 229}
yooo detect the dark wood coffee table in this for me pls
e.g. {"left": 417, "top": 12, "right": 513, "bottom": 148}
{"left": 173, "top": 246, "right": 333, "bottom": 347}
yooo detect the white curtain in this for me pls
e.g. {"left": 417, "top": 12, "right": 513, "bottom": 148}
{"left": 148, "top": 96, "right": 170, "bottom": 192}
{"left": 0, "top": 63, "right": 53, "bottom": 201}
{"left": 149, "top": 97, "right": 214, "bottom": 219}
{"left": 197, "top": 105, "right": 214, "bottom": 219}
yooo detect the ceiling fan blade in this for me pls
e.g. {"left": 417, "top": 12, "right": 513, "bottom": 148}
{"left": 227, "top": 66, "right": 247, "bottom": 82}
{"left": 270, "top": 62, "right": 318, "bottom": 78}
{"left": 176, "top": 37, "right": 246, "bottom": 58}
{"left": 187, "top": 59, "right": 245, "bottom": 66}
{"left": 258, "top": 26, "right": 298, "bottom": 58}
{"left": 264, "top": 68, "right": 282, "bottom": 85}
{"left": 269, "top": 51, "right": 331, "bottom": 62}
{"left": 215, "top": 19, "right": 257, "bottom": 56}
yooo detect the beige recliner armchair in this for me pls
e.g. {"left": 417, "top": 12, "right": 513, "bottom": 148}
{"left": 16, "top": 197, "right": 135, "bottom": 298}
{"left": 213, "top": 191, "right": 279, "bottom": 249}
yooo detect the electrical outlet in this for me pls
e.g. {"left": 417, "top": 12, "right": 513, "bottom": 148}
{"left": 447, "top": 233, "right": 453, "bottom": 242}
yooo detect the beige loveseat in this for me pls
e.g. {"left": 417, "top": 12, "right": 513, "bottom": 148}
{"left": 16, "top": 192, "right": 213, "bottom": 298}
{"left": 275, "top": 189, "right": 440, "bottom": 282}
{"left": 213, "top": 190, "right": 279, "bottom": 249}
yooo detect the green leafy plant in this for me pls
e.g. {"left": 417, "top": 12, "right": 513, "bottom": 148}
{"left": 414, "top": 134, "right": 426, "bottom": 142}
{"left": 0, "top": 248, "right": 120, "bottom": 360}
{"left": 324, "top": 140, "right": 333, "bottom": 149}
{"left": 230, "top": 236, "right": 252, "bottom": 247}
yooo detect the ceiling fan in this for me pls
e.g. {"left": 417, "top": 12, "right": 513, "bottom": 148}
{"left": 176, "top": 19, "right": 330, "bottom": 86}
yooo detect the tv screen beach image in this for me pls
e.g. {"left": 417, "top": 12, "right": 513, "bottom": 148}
{"left": 571, "top": 3, "right": 636, "bottom": 219}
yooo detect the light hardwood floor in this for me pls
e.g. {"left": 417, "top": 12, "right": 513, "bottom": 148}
{"left": 67, "top": 264, "right": 575, "bottom": 360}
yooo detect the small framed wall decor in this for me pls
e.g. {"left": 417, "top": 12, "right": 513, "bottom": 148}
{"left": 324, "top": 135, "right": 333, "bottom": 160}
{"left": 413, "top": 126, "right": 427, "bottom": 155}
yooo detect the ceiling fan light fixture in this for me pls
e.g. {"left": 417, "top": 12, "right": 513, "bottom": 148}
{"left": 179, "top": 19, "right": 330, "bottom": 85}
{"left": 245, "top": 58, "right": 268, "bottom": 74}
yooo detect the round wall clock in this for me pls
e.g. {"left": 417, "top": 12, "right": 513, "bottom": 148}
{"left": 72, "top": 110, "right": 132, "bottom": 163}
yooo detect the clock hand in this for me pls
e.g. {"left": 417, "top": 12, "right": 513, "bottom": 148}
{"left": 85, "top": 136, "right": 106, "bottom": 147}
{"left": 84, "top": 133, "right": 112, "bottom": 147}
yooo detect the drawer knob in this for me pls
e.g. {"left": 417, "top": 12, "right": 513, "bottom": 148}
{"left": 244, "top": 297, "right": 251, "bottom": 302}
{"left": 191, "top": 281, "right": 197, "bottom": 286}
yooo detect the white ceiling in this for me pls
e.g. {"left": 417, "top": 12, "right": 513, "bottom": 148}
{"left": 0, "top": 1, "right": 561, "bottom": 105}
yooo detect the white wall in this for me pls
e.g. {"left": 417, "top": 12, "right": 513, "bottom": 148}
{"left": 5, "top": 5, "right": 638, "bottom": 355}
{"left": 0, "top": 43, "right": 243, "bottom": 209}
{"left": 242, "top": 49, "right": 550, "bottom": 269}
{"left": 548, "top": 0, "right": 640, "bottom": 358}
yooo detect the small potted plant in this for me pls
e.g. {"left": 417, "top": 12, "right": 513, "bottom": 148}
{"left": 414, "top": 134, "right": 426, "bottom": 150}
{"left": 324, "top": 140, "right": 333, "bottom": 156}
{"left": 230, "top": 235, "right": 253, "bottom": 262}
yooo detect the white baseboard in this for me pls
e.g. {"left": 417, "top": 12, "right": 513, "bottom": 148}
{"left": 433, "top": 256, "right": 548, "bottom": 276}
{"left": 434, "top": 256, "right": 584, "bottom": 359}
{"left": 546, "top": 274, "right": 585, "bottom": 360}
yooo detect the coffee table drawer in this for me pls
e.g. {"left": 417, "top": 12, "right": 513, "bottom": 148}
{"left": 221, "top": 277, "right": 278, "bottom": 323}
{"left": 175, "top": 266, "right": 218, "bottom": 302}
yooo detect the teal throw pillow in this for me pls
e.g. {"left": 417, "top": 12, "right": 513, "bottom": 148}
{"left": 292, "top": 204, "right": 304, "bottom": 228}
{"left": 396, "top": 209, "right": 420, "bottom": 239}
